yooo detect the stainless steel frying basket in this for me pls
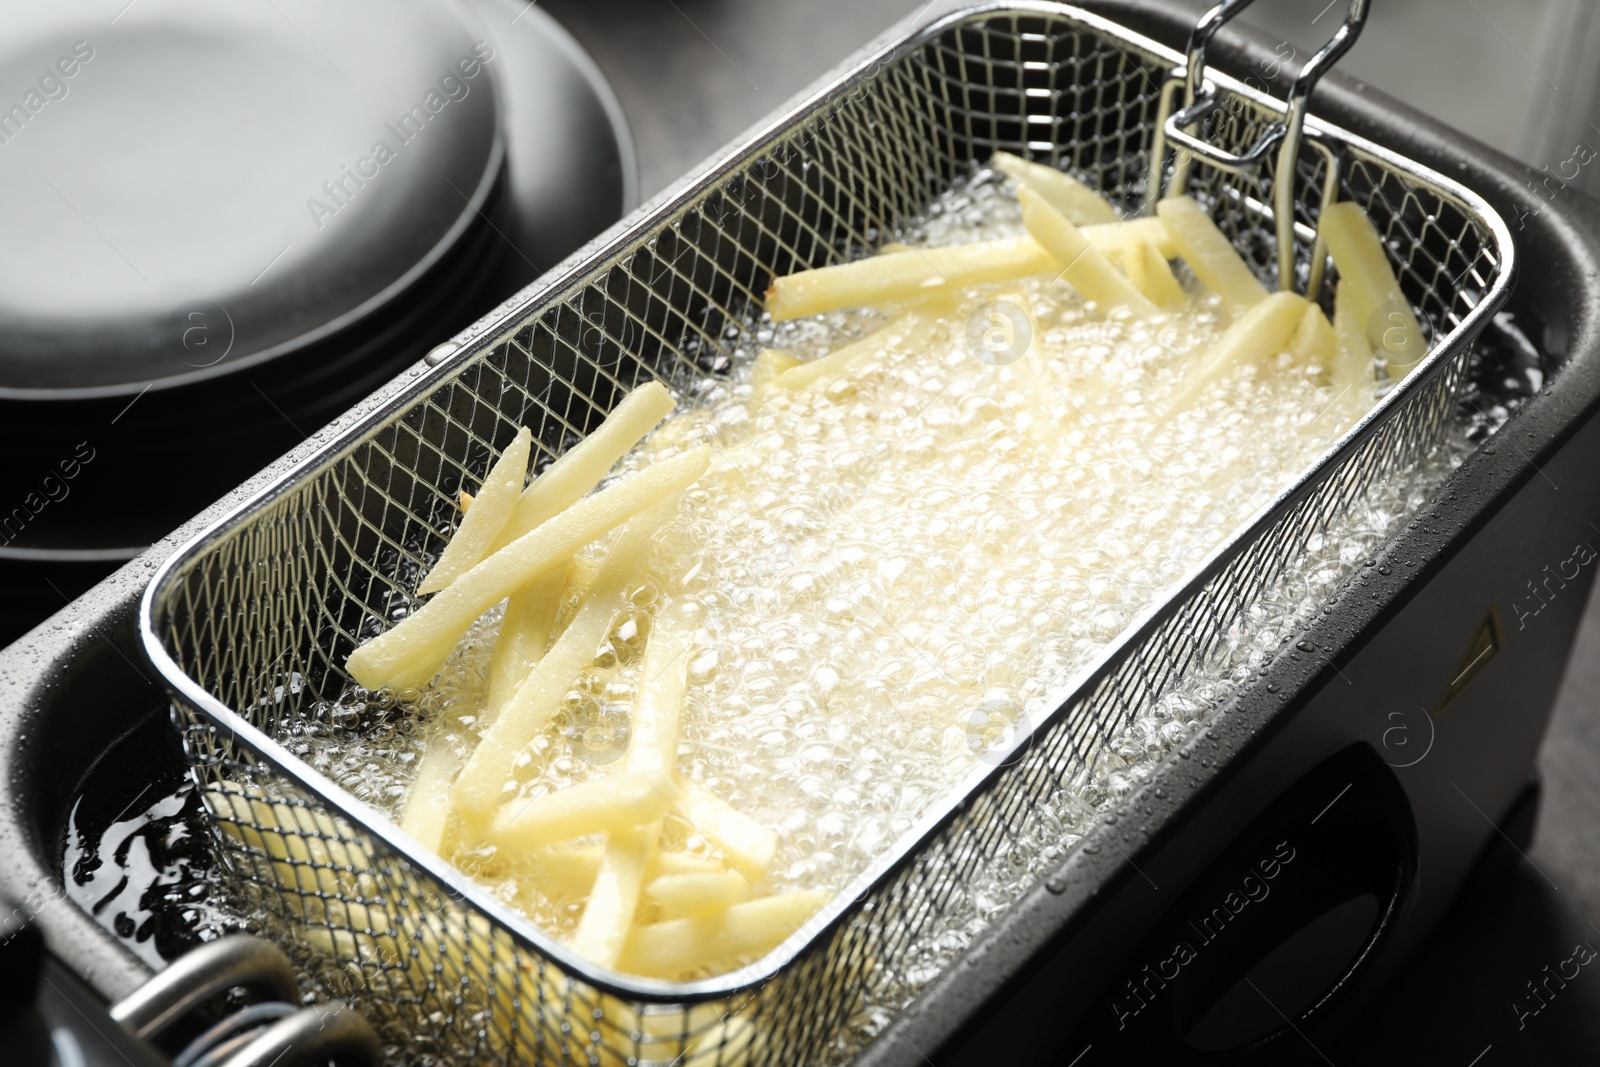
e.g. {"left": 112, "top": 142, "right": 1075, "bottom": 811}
{"left": 140, "top": 3, "right": 1513, "bottom": 1064}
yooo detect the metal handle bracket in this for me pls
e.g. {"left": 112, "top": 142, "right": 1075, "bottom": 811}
{"left": 1155, "top": 0, "right": 1371, "bottom": 291}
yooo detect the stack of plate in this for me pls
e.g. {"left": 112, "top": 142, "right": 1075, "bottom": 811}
{"left": 0, "top": 0, "right": 634, "bottom": 641}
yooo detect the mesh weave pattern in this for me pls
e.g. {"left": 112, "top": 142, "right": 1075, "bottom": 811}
{"left": 146, "top": 7, "right": 1508, "bottom": 1065}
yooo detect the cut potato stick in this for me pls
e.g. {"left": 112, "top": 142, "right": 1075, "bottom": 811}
{"left": 626, "top": 612, "right": 692, "bottom": 778}
{"left": 562, "top": 552, "right": 605, "bottom": 605}
{"left": 213, "top": 780, "right": 693, "bottom": 1060}
{"left": 1123, "top": 237, "right": 1189, "bottom": 309}
{"left": 345, "top": 445, "right": 709, "bottom": 693}
{"left": 483, "top": 563, "right": 571, "bottom": 712}
{"left": 641, "top": 408, "right": 711, "bottom": 458}
{"left": 991, "top": 150, "right": 1117, "bottom": 226}
{"left": 771, "top": 312, "right": 928, "bottom": 391}
{"left": 1331, "top": 278, "right": 1376, "bottom": 403}
{"left": 419, "top": 427, "right": 532, "bottom": 594}
{"left": 299, "top": 905, "right": 602, "bottom": 1059}
{"left": 1166, "top": 291, "right": 1309, "bottom": 414}
{"left": 564, "top": 605, "right": 694, "bottom": 966}
{"left": 1157, "top": 196, "right": 1270, "bottom": 311}
{"left": 767, "top": 224, "right": 1175, "bottom": 321}
{"left": 489, "top": 381, "right": 677, "bottom": 553}
{"left": 681, "top": 1012, "right": 765, "bottom": 1067}
{"left": 646, "top": 871, "right": 755, "bottom": 919}
{"left": 453, "top": 591, "right": 624, "bottom": 825}
{"left": 398, "top": 728, "right": 471, "bottom": 855}
{"left": 766, "top": 237, "right": 1056, "bottom": 320}
{"left": 514, "top": 844, "right": 608, "bottom": 900}
{"left": 656, "top": 851, "right": 725, "bottom": 877}
{"left": 1319, "top": 201, "right": 1426, "bottom": 377}
{"left": 1084, "top": 218, "right": 1176, "bottom": 259}
{"left": 1290, "top": 303, "right": 1337, "bottom": 373}
{"left": 503, "top": 846, "right": 723, "bottom": 902}
{"left": 676, "top": 782, "right": 779, "bottom": 882}
{"left": 487, "top": 772, "right": 681, "bottom": 853}
{"left": 1019, "top": 187, "right": 1157, "bottom": 316}
{"left": 206, "top": 782, "right": 372, "bottom": 899}
{"left": 616, "top": 890, "right": 830, "bottom": 980}
{"left": 749, "top": 348, "right": 801, "bottom": 390}
{"left": 571, "top": 819, "right": 659, "bottom": 968}
{"left": 458, "top": 490, "right": 475, "bottom": 512}
{"left": 451, "top": 506, "right": 669, "bottom": 825}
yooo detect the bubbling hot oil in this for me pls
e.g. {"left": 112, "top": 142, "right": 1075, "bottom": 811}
{"left": 293, "top": 173, "right": 1373, "bottom": 934}
{"left": 284, "top": 171, "right": 1487, "bottom": 1036}
{"left": 619, "top": 290, "right": 1352, "bottom": 897}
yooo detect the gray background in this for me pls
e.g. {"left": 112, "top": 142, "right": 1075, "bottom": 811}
{"left": 532, "top": 0, "right": 1600, "bottom": 1060}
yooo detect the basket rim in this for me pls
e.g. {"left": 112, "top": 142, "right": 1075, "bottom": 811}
{"left": 138, "top": 0, "right": 1517, "bottom": 1005}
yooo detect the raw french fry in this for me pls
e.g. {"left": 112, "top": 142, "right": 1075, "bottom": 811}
{"left": 877, "top": 241, "right": 913, "bottom": 254}
{"left": 459, "top": 491, "right": 475, "bottom": 512}
{"left": 453, "top": 593, "right": 622, "bottom": 825}
{"left": 206, "top": 782, "right": 373, "bottom": 899}
{"left": 564, "top": 606, "right": 693, "bottom": 966}
{"left": 513, "top": 844, "right": 608, "bottom": 900}
{"left": 656, "top": 851, "right": 725, "bottom": 877}
{"left": 641, "top": 408, "right": 711, "bottom": 458}
{"left": 991, "top": 150, "right": 1118, "bottom": 226}
{"left": 299, "top": 906, "right": 606, "bottom": 1059}
{"left": 1166, "top": 291, "right": 1309, "bottom": 414}
{"left": 1319, "top": 201, "right": 1426, "bottom": 377}
{"left": 1290, "top": 303, "right": 1337, "bottom": 373}
{"left": 301, "top": 916, "right": 599, "bottom": 1060}
{"left": 1156, "top": 196, "right": 1270, "bottom": 311}
{"left": 682, "top": 1011, "right": 765, "bottom": 1067}
{"left": 571, "top": 819, "right": 659, "bottom": 968}
{"left": 487, "top": 772, "right": 681, "bottom": 853}
{"left": 451, "top": 505, "right": 669, "bottom": 826}
{"left": 749, "top": 348, "right": 801, "bottom": 390}
{"left": 771, "top": 311, "right": 928, "bottom": 391}
{"left": 212, "top": 780, "right": 694, "bottom": 1063}
{"left": 617, "top": 891, "right": 831, "bottom": 980}
{"left": 483, "top": 563, "right": 571, "bottom": 713}
{"left": 1084, "top": 217, "right": 1177, "bottom": 259}
{"left": 210, "top": 783, "right": 452, "bottom": 978}
{"left": 1122, "top": 237, "right": 1189, "bottom": 309}
{"left": 676, "top": 782, "right": 779, "bottom": 882}
{"left": 489, "top": 380, "right": 677, "bottom": 553}
{"left": 975, "top": 288, "right": 1040, "bottom": 374}
{"left": 625, "top": 609, "right": 692, "bottom": 777}
{"left": 1019, "top": 187, "right": 1157, "bottom": 316}
{"left": 562, "top": 552, "right": 604, "bottom": 605}
{"left": 419, "top": 427, "right": 532, "bottom": 594}
{"left": 646, "top": 871, "right": 755, "bottom": 919}
{"left": 345, "top": 445, "right": 709, "bottom": 693}
{"left": 766, "top": 237, "right": 1056, "bottom": 320}
{"left": 500, "top": 846, "right": 724, "bottom": 902}
{"left": 767, "top": 223, "right": 1175, "bottom": 321}
{"left": 1331, "top": 278, "right": 1376, "bottom": 404}
{"left": 398, "top": 727, "right": 471, "bottom": 854}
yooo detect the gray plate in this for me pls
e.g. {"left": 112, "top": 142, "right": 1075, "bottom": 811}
{"left": 0, "top": 0, "right": 503, "bottom": 398}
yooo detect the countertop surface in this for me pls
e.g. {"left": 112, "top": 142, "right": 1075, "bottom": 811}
{"left": 529, "top": 0, "right": 1600, "bottom": 1062}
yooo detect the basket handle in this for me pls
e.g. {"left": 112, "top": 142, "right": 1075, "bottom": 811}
{"left": 1161, "top": 0, "right": 1371, "bottom": 291}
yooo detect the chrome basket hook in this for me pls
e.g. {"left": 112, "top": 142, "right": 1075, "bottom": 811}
{"left": 1157, "top": 0, "right": 1372, "bottom": 292}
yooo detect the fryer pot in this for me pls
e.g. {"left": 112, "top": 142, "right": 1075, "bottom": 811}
{"left": 0, "top": 1, "right": 1597, "bottom": 1064}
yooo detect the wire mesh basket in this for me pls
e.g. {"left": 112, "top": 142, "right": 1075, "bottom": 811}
{"left": 140, "top": 3, "right": 1513, "bottom": 1064}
